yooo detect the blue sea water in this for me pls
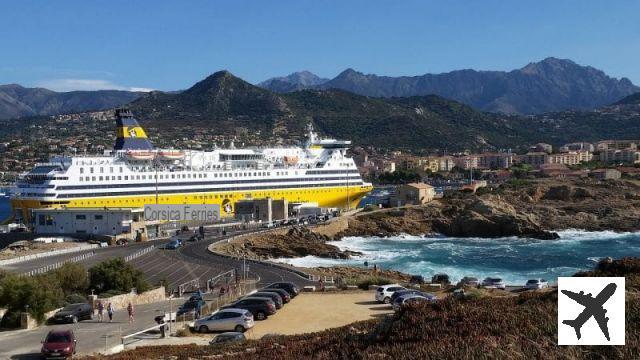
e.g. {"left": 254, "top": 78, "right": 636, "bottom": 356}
{"left": 274, "top": 231, "right": 640, "bottom": 285}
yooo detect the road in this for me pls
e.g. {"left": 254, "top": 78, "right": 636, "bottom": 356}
{"left": 0, "top": 298, "right": 181, "bottom": 359}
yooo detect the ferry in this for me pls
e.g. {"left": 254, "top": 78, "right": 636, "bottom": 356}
{"left": 10, "top": 109, "right": 373, "bottom": 224}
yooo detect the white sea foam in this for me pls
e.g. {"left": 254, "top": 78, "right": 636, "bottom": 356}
{"left": 277, "top": 230, "right": 640, "bottom": 284}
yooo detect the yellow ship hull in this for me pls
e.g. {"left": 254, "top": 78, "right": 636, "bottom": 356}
{"left": 12, "top": 184, "right": 372, "bottom": 223}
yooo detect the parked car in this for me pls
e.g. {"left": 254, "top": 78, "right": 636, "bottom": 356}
{"left": 390, "top": 289, "right": 426, "bottom": 303}
{"left": 431, "top": 273, "right": 451, "bottom": 285}
{"left": 51, "top": 303, "right": 93, "bottom": 323}
{"left": 375, "top": 284, "right": 406, "bottom": 304}
{"left": 41, "top": 330, "right": 76, "bottom": 359}
{"left": 259, "top": 288, "right": 291, "bottom": 303}
{"left": 481, "top": 277, "right": 506, "bottom": 290}
{"left": 209, "top": 332, "right": 246, "bottom": 345}
{"left": 165, "top": 238, "right": 182, "bottom": 250}
{"left": 409, "top": 275, "right": 425, "bottom": 285}
{"left": 177, "top": 297, "right": 206, "bottom": 317}
{"left": 392, "top": 294, "right": 432, "bottom": 311}
{"left": 194, "top": 308, "right": 254, "bottom": 333}
{"left": 264, "top": 282, "right": 299, "bottom": 298}
{"left": 222, "top": 297, "right": 276, "bottom": 320}
{"left": 525, "top": 279, "right": 549, "bottom": 290}
{"left": 248, "top": 291, "right": 284, "bottom": 309}
{"left": 457, "top": 276, "right": 480, "bottom": 287}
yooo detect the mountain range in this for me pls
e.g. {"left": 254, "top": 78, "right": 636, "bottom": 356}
{"left": 259, "top": 58, "right": 639, "bottom": 114}
{"left": 0, "top": 84, "right": 143, "bottom": 120}
{"left": 127, "top": 70, "right": 640, "bottom": 152}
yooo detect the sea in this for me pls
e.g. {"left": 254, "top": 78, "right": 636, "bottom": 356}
{"left": 273, "top": 231, "right": 640, "bottom": 285}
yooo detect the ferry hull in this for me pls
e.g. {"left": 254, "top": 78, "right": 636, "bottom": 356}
{"left": 12, "top": 184, "right": 372, "bottom": 224}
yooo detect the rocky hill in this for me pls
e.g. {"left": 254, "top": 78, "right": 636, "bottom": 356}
{"left": 0, "top": 84, "right": 142, "bottom": 120}
{"left": 262, "top": 58, "right": 639, "bottom": 114}
{"left": 258, "top": 71, "right": 328, "bottom": 93}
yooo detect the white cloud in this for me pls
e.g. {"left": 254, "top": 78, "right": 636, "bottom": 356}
{"left": 35, "top": 78, "right": 154, "bottom": 92}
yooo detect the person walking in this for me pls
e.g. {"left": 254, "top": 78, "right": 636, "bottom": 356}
{"left": 127, "top": 302, "right": 135, "bottom": 324}
{"left": 97, "top": 300, "right": 104, "bottom": 322}
{"left": 107, "top": 302, "right": 114, "bottom": 323}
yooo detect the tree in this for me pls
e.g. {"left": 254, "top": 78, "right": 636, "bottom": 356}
{"left": 53, "top": 262, "right": 88, "bottom": 296}
{"left": 88, "top": 258, "right": 150, "bottom": 295}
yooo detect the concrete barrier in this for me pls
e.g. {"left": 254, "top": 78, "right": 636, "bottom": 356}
{"left": 93, "top": 287, "right": 166, "bottom": 311}
{"left": 0, "top": 243, "right": 98, "bottom": 266}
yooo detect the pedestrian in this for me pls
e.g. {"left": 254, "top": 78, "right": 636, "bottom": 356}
{"left": 97, "top": 300, "right": 104, "bottom": 322}
{"left": 195, "top": 301, "right": 202, "bottom": 319}
{"left": 127, "top": 302, "right": 135, "bottom": 324}
{"left": 107, "top": 302, "right": 114, "bottom": 323}
{"left": 319, "top": 278, "right": 325, "bottom": 292}
{"left": 364, "top": 260, "right": 369, "bottom": 268}
{"left": 373, "top": 263, "right": 377, "bottom": 272}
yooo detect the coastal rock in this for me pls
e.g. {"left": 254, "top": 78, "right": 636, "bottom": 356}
{"left": 432, "top": 196, "right": 559, "bottom": 240}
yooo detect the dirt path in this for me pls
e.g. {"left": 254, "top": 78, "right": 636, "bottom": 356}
{"left": 244, "top": 291, "right": 392, "bottom": 339}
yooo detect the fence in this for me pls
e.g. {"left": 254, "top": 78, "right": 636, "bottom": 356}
{"left": 309, "top": 275, "right": 335, "bottom": 283}
{"left": 21, "top": 251, "right": 96, "bottom": 277}
{"left": 124, "top": 245, "right": 155, "bottom": 262}
{"left": 0, "top": 243, "right": 98, "bottom": 266}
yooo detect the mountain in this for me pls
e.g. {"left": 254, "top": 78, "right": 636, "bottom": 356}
{"left": 258, "top": 71, "right": 329, "bottom": 93}
{"left": 0, "top": 84, "right": 143, "bottom": 120}
{"left": 265, "top": 58, "right": 639, "bottom": 114}
{"left": 130, "top": 70, "right": 538, "bottom": 151}
{"left": 615, "top": 92, "right": 640, "bottom": 105}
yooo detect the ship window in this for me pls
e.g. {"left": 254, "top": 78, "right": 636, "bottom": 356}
{"left": 100, "top": 167, "right": 104, "bottom": 173}
{"left": 90, "top": 167, "right": 94, "bottom": 174}
{"left": 125, "top": 176, "right": 128, "bottom": 180}
{"left": 119, "top": 167, "right": 123, "bottom": 173}
{"left": 110, "top": 167, "right": 113, "bottom": 173}
{"left": 142, "top": 175, "right": 146, "bottom": 180}
{"left": 99, "top": 176, "right": 103, "bottom": 181}
{"left": 80, "top": 168, "right": 84, "bottom": 174}
{"left": 118, "top": 176, "right": 121, "bottom": 180}
{"left": 92, "top": 176, "right": 96, "bottom": 181}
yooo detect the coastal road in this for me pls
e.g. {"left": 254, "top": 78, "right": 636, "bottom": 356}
{"left": 0, "top": 298, "right": 183, "bottom": 359}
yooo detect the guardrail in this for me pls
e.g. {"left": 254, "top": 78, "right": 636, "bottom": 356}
{"left": 0, "top": 243, "right": 98, "bottom": 266}
{"left": 121, "top": 323, "right": 166, "bottom": 347}
{"left": 21, "top": 251, "right": 96, "bottom": 277}
{"left": 124, "top": 245, "right": 155, "bottom": 262}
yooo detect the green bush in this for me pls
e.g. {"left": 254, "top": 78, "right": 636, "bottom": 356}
{"left": 0, "top": 273, "right": 64, "bottom": 324}
{"left": 89, "top": 258, "right": 150, "bottom": 294}
{"left": 65, "top": 293, "right": 87, "bottom": 305}
{"left": 356, "top": 276, "right": 393, "bottom": 290}
{"left": 54, "top": 262, "right": 89, "bottom": 296}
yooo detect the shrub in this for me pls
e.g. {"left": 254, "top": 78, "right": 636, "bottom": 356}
{"left": 356, "top": 276, "right": 393, "bottom": 290}
{"left": 0, "top": 273, "right": 64, "bottom": 324}
{"left": 65, "top": 293, "right": 88, "bottom": 305}
{"left": 53, "top": 262, "right": 89, "bottom": 296}
{"left": 89, "top": 258, "right": 150, "bottom": 294}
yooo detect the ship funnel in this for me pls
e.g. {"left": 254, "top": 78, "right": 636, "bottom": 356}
{"left": 113, "top": 108, "right": 154, "bottom": 150}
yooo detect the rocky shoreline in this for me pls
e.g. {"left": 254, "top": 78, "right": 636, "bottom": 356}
{"left": 213, "top": 178, "right": 640, "bottom": 267}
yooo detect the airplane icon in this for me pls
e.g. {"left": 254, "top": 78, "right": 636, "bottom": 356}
{"left": 561, "top": 282, "right": 617, "bottom": 341}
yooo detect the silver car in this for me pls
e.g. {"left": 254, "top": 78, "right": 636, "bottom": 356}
{"left": 194, "top": 308, "right": 255, "bottom": 333}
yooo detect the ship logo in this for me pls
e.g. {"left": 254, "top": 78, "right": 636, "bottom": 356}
{"left": 128, "top": 128, "right": 138, "bottom": 138}
{"left": 222, "top": 199, "right": 233, "bottom": 213}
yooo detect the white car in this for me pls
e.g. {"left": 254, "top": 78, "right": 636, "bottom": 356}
{"left": 375, "top": 284, "right": 406, "bottom": 304}
{"left": 525, "top": 279, "right": 549, "bottom": 290}
{"left": 481, "top": 277, "right": 506, "bottom": 290}
{"left": 193, "top": 308, "right": 254, "bottom": 333}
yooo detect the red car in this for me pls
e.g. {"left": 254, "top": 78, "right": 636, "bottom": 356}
{"left": 41, "top": 330, "right": 76, "bottom": 359}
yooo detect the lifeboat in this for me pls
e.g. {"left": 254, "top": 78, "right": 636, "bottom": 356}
{"left": 158, "top": 150, "right": 185, "bottom": 160}
{"left": 126, "top": 150, "right": 156, "bottom": 161}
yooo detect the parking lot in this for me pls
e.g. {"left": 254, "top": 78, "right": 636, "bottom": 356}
{"left": 240, "top": 291, "right": 393, "bottom": 339}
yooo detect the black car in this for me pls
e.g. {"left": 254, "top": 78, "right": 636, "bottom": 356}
{"left": 248, "top": 292, "right": 283, "bottom": 309}
{"left": 431, "top": 273, "right": 451, "bottom": 285}
{"left": 209, "top": 332, "right": 246, "bottom": 345}
{"left": 264, "top": 282, "right": 299, "bottom": 298}
{"left": 223, "top": 297, "right": 276, "bottom": 320}
{"left": 258, "top": 288, "right": 291, "bottom": 303}
{"left": 390, "top": 289, "right": 427, "bottom": 303}
{"left": 51, "top": 303, "right": 93, "bottom": 323}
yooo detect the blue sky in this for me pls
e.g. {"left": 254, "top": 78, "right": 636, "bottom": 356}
{"left": 1, "top": 0, "right": 638, "bottom": 91}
